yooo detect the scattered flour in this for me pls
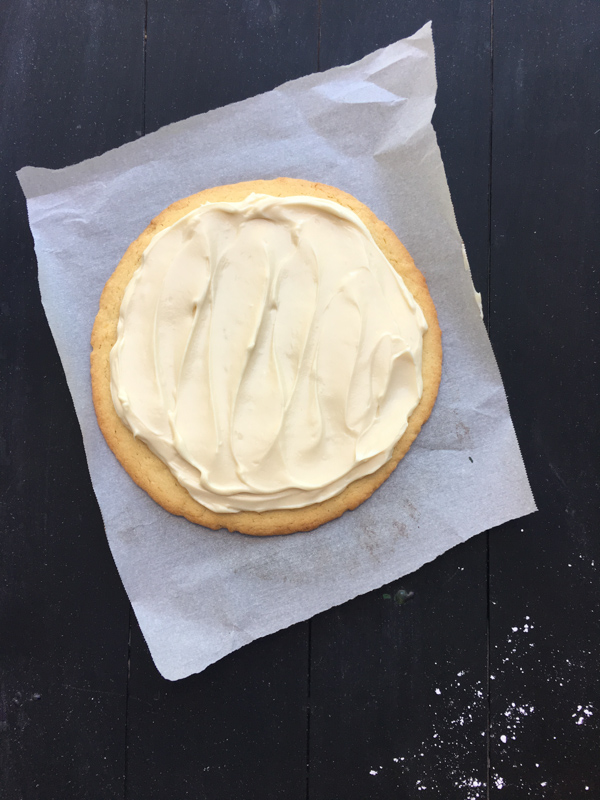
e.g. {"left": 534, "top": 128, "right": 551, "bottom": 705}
{"left": 376, "top": 672, "right": 487, "bottom": 798}
{"left": 366, "top": 612, "right": 596, "bottom": 794}
{"left": 573, "top": 704, "right": 594, "bottom": 726}
{"left": 489, "top": 614, "right": 596, "bottom": 793}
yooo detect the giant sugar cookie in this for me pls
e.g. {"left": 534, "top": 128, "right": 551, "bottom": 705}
{"left": 91, "top": 178, "right": 442, "bottom": 535}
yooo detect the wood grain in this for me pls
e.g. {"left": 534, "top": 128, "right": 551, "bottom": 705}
{"left": 0, "top": 0, "right": 143, "bottom": 797}
{"left": 488, "top": 0, "right": 600, "bottom": 794}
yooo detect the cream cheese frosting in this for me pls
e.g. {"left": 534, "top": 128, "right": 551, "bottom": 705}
{"left": 110, "top": 193, "right": 428, "bottom": 513}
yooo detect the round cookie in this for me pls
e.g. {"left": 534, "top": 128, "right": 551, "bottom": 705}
{"left": 91, "top": 178, "right": 442, "bottom": 535}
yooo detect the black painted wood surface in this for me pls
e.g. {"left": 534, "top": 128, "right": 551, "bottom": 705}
{"left": 1, "top": 2, "right": 142, "bottom": 798}
{"left": 1, "top": 1, "right": 598, "bottom": 798}
{"left": 488, "top": 1, "right": 600, "bottom": 795}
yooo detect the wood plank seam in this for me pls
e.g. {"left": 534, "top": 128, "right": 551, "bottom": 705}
{"left": 487, "top": 2, "right": 495, "bottom": 794}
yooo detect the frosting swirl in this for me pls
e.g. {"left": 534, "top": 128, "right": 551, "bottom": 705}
{"left": 110, "top": 194, "right": 427, "bottom": 512}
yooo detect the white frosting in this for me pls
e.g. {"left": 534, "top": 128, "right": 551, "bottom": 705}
{"left": 110, "top": 193, "right": 427, "bottom": 513}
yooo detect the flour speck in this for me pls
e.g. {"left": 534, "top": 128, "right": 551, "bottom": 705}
{"left": 573, "top": 704, "right": 594, "bottom": 725}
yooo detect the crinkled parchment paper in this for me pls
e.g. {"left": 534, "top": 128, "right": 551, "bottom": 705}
{"left": 18, "top": 23, "right": 536, "bottom": 680}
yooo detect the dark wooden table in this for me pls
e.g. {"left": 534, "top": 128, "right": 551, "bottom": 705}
{"left": 1, "top": 2, "right": 599, "bottom": 797}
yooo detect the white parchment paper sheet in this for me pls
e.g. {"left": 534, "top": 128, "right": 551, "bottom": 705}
{"left": 18, "top": 23, "right": 535, "bottom": 680}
